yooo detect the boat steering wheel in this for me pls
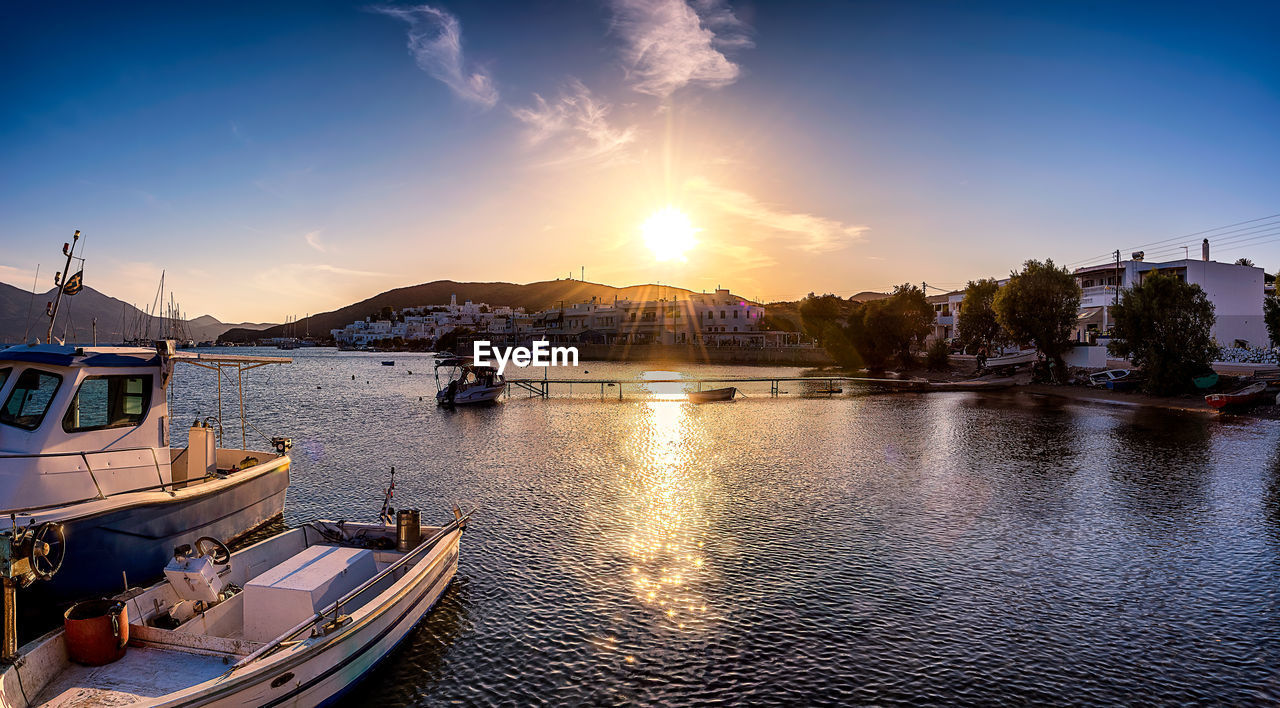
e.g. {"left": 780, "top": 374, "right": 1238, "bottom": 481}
{"left": 30, "top": 522, "right": 65, "bottom": 581}
{"left": 194, "top": 536, "right": 231, "bottom": 566}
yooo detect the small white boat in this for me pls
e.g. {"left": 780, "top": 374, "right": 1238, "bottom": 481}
{"left": 983, "top": 350, "right": 1036, "bottom": 368}
{"left": 689, "top": 386, "right": 736, "bottom": 403}
{"left": 0, "top": 511, "right": 469, "bottom": 708}
{"left": 436, "top": 361, "right": 504, "bottom": 406}
{"left": 1088, "top": 369, "right": 1131, "bottom": 387}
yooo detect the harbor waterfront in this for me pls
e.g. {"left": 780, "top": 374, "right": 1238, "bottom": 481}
{"left": 160, "top": 348, "right": 1280, "bottom": 705}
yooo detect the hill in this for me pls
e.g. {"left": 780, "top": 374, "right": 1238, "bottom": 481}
{"left": 186, "top": 315, "right": 274, "bottom": 343}
{"left": 0, "top": 282, "right": 276, "bottom": 345}
{"left": 220, "top": 280, "right": 748, "bottom": 342}
{"left": 0, "top": 283, "right": 149, "bottom": 344}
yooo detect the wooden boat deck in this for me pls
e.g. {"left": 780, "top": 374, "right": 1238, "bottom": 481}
{"left": 32, "top": 646, "right": 228, "bottom": 707}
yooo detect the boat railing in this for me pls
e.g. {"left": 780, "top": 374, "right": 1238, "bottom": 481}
{"left": 0, "top": 446, "right": 282, "bottom": 515}
{"left": 230, "top": 512, "right": 470, "bottom": 671}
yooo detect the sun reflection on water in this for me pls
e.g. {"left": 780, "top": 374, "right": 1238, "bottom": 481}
{"left": 620, "top": 399, "right": 715, "bottom": 636}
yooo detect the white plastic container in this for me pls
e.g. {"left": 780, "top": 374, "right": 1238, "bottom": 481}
{"left": 242, "top": 545, "right": 376, "bottom": 643}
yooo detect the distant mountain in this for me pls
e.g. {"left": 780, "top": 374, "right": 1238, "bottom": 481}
{"left": 186, "top": 315, "right": 274, "bottom": 343}
{"left": 0, "top": 283, "right": 154, "bottom": 345}
{"left": 850, "top": 290, "right": 890, "bottom": 302}
{"left": 0, "top": 282, "right": 276, "bottom": 345}
{"left": 220, "top": 280, "right": 751, "bottom": 342}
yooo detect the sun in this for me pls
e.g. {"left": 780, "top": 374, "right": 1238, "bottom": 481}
{"left": 641, "top": 207, "right": 699, "bottom": 262}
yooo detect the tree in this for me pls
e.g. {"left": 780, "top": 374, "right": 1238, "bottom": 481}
{"left": 993, "top": 259, "right": 1081, "bottom": 381}
{"left": 1264, "top": 296, "right": 1280, "bottom": 347}
{"left": 847, "top": 284, "right": 934, "bottom": 369}
{"left": 1235, "top": 257, "right": 1255, "bottom": 267}
{"left": 1107, "top": 273, "right": 1217, "bottom": 395}
{"left": 955, "top": 278, "right": 1006, "bottom": 352}
{"left": 799, "top": 293, "right": 844, "bottom": 343}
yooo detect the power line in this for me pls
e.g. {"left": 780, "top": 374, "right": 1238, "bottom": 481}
{"left": 1063, "top": 213, "right": 1280, "bottom": 268}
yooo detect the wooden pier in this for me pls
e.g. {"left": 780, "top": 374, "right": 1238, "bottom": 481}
{"left": 505, "top": 375, "right": 925, "bottom": 400}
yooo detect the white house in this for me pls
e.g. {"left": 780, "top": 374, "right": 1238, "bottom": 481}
{"left": 1074, "top": 241, "right": 1266, "bottom": 347}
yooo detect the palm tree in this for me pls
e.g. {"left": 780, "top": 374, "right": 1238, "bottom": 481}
{"left": 1235, "top": 257, "right": 1256, "bottom": 267}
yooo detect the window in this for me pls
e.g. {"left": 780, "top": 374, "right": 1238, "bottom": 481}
{"left": 0, "top": 369, "right": 63, "bottom": 430}
{"left": 733, "top": 311, "right": 739, "bottom": 319}
{"left": 720, "top": 311, "right": 726, "bottom": 319}
{"left": 0, "top": 367, "right": 9, "bottom": 391}
{"left": 63, "top": 375, "right": 151, "bottom": 432}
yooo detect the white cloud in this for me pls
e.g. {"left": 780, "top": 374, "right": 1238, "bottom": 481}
{"left": 611, "top": 0, "right": 752, "bottom": 97}
{"left": 304, "top": 230, "right": 327, "bottom": 253}
{"left": 375, "top": 4, "right": 499, "bottom": 109}
{"left": 512, "top": 79, "right": 638, "bottom": 167}
{"left": 686, "top": 176, "right": 867, "bottom": 253}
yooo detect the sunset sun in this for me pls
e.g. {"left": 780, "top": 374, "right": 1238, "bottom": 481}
{"left": 641, "top": 207, "right": 698, "bottom": 262}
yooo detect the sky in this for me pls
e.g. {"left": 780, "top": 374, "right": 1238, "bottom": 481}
{"left": 2, "top": 0, "right": 1278, "bottom": 322}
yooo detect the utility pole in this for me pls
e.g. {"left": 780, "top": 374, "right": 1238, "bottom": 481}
{"left": 1113, "top": 250, "right": 1121, "bottom": 307}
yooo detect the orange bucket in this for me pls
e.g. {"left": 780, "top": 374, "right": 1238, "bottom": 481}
{"left": 64, "top": 599, "right": 129, "bottom": 666}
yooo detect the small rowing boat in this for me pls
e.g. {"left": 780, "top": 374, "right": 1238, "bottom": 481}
{"left": 1205, "top": 381, "right": 1269, "bottom": 410}
{"left": 689, "top": 387, "right": 736, "bottom": 403}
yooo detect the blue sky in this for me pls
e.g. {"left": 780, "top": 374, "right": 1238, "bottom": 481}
{"left": 2, "top": 1, "right": 1277, "bottom": 320}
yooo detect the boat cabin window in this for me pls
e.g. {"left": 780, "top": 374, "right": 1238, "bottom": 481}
{"left": 0, "top": 367, "right": 10, "bottom": 391}
{"left": 62, "top": 374, "right": 152, "bottom": 432}
{"left": 0, "top": 369, "right": 63, "bottom": 431}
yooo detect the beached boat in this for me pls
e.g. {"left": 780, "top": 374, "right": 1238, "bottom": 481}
{"left": 983, "top": 350, "right": 1037, "bottom": 369}
{"left": 689, "top": 387, "right": 736, "bottom": 403}
{"left": 1205, "top": 381, "right": 1270, "bottom": 410}
{"left": 0, "top": 343, "right": 293, "bottom": 602}
{"left": 0, "top": 511, "right": 469, "bottom": 707}
{"left": 1192, "top": 372, "right": 1219, "bottom": 389}
{"left": 1089, "top": 369, "right": 1131, "bottom": 387}
{"left": 435, "top": 361, "right": 504, "bottom": 406}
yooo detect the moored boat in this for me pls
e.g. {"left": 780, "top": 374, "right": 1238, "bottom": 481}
{"left": 689, "top": 387, "right": 736, "bottom": 403}
{"left": 0, "top": 343, "right": 293, "bottom": 602}
{"left": 0, "top": 510, "right": 470, "bottom": 708}
{"left": 435, "top": 361, "right": 504, "bottom": 406}
{"left": 1205, "top": 381, "right": 1269, "bottom": 410}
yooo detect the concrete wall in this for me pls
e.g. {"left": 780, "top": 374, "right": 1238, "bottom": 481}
{"left": 1063, "top": 345, "right": 1110, "bottom": 368}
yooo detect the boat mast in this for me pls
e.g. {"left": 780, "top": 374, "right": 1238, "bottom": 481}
{"left": 46, "top": 230, "right": 80, "bottom": 344}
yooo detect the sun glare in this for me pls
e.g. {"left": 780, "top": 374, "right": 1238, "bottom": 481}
{"left": 641, "top": 207, "right": 698, "bottom": 262}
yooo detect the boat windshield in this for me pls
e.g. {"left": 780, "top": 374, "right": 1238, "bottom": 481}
{"left": 0, "top": 367, "right": 9, "bottom": 391}
{"left": 0, "top": 368, "right": 63, "bottom": 431}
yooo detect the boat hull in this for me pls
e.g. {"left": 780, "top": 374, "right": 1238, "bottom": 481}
{"left": 173, "top": 529, "right": 460, "bottom": 708}
{"left": 689, "top": 387, "right": 736, "bottom": 403}
{"left": 1205, "top": 383, "right": 1269, "bottom": 410}
{"left": 27, "top": 460, "right": 289, "bottom": 603}
{"left": 437, "top": 384, "right": 505, "bottom": 405}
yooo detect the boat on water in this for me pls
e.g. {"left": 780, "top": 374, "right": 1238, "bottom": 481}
{"left": 0, "top": 510, "right": 469, "bottom": 707}
{"left": 689, "top": 387, "right": 736, "bottom": 403}
{"left": 435, "top": 360, "right": 504, "bottom": 406}
{"left": 0, "top": 342, "right": 293, "bottom": 602}
{"left": 1205, "top": 381, "right": 1270, "bottom": 410}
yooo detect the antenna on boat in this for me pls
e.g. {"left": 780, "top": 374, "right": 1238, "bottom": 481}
{"left": 46, "top": 230, "right": 80, "bottom": 344}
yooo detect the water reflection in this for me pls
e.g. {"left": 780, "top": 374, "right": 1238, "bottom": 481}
{"left": 620, "top": 401, "right": 713, "bottom": 634}
{"left": 1107, "top": 409, "right": 1214, "bottom": 519}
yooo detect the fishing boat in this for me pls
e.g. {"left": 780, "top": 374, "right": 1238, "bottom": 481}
{"left": 689, "top": 387, "right": 736, "bottom": 403}
{"left": 0, "top": 509, "right": 470, "bottom": 707}
{"left": 0, "top": 235, "right": 294, "bottom": 602}
{"left": 0, "top": 343, "right": 293, "bottom": 602}
{"left": 1205, "top": 381, "right": 1270, "bottom": 410}
{"left": 435, "top": 360, "right": 504, "bottom": 406}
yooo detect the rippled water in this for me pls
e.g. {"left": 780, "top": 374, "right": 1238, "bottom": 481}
{"left": 165, "top": 348, "right": 1280, "bottom": 705}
